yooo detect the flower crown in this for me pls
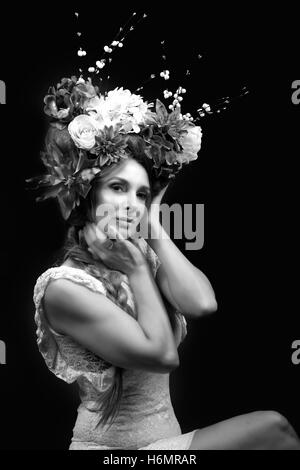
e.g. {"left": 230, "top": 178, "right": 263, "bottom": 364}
{"left": 26, "top": 75, "right": 202, "bottom": 221}
{"left": 26, "top": 10, "right": 249, "bottom": 223}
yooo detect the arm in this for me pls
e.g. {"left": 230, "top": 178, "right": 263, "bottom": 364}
{"left": 128, "top": 263, "right": 179, "bottom": 359}
{"left": 44, "top": 265, "right": 179, "bottom": 374}
{"left": 147, "top": 188, "right": 218, "bottom": 318}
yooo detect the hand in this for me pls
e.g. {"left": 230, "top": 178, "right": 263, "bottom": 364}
{"left": 150, "top": 183, "right": 170, "bottom": 211}
{"left": 82, "top": 222, "right": 148, "bottom": 277}
{"left": 147, "top": 183, "right": 170, "bottom": 237}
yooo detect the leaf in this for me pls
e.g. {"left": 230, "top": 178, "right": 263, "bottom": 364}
{"left": 75, "top": 149, "right": 87, "bottom": 173}
{"left": 155, "top": 99, "right": 168, "bottom": 123}
{"left": 57, "top": 196, "right": 73, "bottom": 221}
{"left": 150, "top": 144, "right": 162, "bottom": 167}
{"left": 54, "top": 164, "right": 69, "bottom": 179}
{"left": 168, "top": 106, "right": 181, "bottom": 123}
{"left": 35, "top": 182, "right": 65, "bottom": 201}
{"left": 77, "top": 181, "right": 92, "bottom": 198}
{"left": 144, "top": 147, "right": 153, "bottom": 160}
{"left": 165, "top": 150, "right": 178, "bottom": 165}
{"left": 57, "top": 189, "right": 79, "bottom": 220}
{"left": 49, "top": 142, "right": 64, "bottom": 165}
{"left": 152, "top": 133, "right": 172, "bottom": 150}
{"left": 151, "top": 134, "right": 164, "bottom": 146}
{"left": 145, "top": 109, "right": 158, "bottom": 122}
{"left": 26, "top": 174, "right": 62, "bottom": 189}
{"left": 141, "top": 125, "right": 154, "bottom": 141}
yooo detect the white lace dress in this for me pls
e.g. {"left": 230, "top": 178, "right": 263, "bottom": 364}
{"left": 32, "top": 237, "right": 196, "bottom": 450}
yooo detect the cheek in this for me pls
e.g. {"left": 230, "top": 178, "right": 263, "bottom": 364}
{"left": 95, "top": 189, "right": 121, "bottom": 211}
{"left": 96, "top": 189, "right": 114, "bottom": 204}
{"left": 95, "top": 190, "right": 148, "bottom": 222}
{"left": 94, "top": 191, "right": 117, "bottom": 225}
{"left": 137, "top": 204, "right": 147, "bottom": 219}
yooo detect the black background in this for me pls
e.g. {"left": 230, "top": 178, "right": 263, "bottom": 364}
{"left": 0, "top": 5, "right": 299, "bottom": 450}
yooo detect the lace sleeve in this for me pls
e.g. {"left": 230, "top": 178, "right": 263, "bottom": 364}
{"left": 32, "top": 266, "right": 115, "bottom": 393}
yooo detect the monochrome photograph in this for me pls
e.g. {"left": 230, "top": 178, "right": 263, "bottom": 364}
{"left": 0, "top": 4, "right": 299, "bottom": 457}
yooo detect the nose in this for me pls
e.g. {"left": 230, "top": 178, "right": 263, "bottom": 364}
{"left": 123, "top": 192, "right": 140, "bottom": 219}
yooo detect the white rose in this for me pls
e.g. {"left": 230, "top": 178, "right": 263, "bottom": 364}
{"left": 68, "top": 115, "right": 99, "bottom": 150}
{"left": 180, "top": 125, "right": 202, "bottom": 161}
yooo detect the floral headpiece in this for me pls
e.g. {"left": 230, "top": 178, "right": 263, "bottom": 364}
{"left": 26, "top": 75, "right": 202, "bottom": 221}
{"left": 26, "top": 11, "right": 248, "bottom": 222}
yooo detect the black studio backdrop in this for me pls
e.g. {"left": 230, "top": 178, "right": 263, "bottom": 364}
{"left": 0, "top": 5, "right": 299, "bottom": 450}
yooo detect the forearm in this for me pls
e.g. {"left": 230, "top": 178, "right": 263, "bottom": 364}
{"left": 128, "top": 264, "right": 178, "bottom": 357}
{"left": 148, "top": 221, "right": 217, "bottom": 315}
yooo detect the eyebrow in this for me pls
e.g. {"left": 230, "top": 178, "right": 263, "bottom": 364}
{"left": 108, "top": 177, "right": 151, "bottom": 192}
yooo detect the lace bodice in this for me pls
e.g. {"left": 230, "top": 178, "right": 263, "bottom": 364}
{"left": 32, "top": 237, "right": 188, "bottom": 406}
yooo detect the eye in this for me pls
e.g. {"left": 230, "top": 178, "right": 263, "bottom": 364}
{"left": 111, "top": 184, "right": 149, "bottom": 201}
{"left": 110, "top": 184, "right": 124, "bottom": 192}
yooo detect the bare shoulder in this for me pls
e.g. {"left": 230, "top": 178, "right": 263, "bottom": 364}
{"left": 43, "top": 259, "right": 102, "bottom": 331}
{"left": 43, "top": 277, "right": 81, "bottom": 334}
{"left": 43, "top": 258, "right": 83, "bottom": 308}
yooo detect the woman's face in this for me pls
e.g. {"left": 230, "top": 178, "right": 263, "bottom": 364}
{"left": 93, "top": 158, "right": 151, "bottom": 239}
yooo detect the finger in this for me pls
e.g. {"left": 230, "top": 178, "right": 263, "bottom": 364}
{"left": 129, "top": 235, "right": 142, "bottom": 248}
{"left": 91, "top": 223, "right": 116, "bottom": 253}
{"left": 107, "top": 224, "right": 126, "bottom": 242}
{"left": 87, "top": 223, "right": 110, "bottom": 250}
{"left": 94, "top": 223, "right": 109, "bottom": 243}
{"left": 84, "top": 225, "right": 105, "bottom": 255}
{"left": 83, "top": 225, "right": 95, "bottom": 246}
{"left": 87, "top": 247, "right": 98, "bottom": 259}
{"left": 102, "top": 238, "right": 114, "bottom": 250}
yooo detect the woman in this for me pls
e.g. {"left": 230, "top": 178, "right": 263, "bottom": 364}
{"left": 30, "top": 78, "right": 300, "bottom": 450}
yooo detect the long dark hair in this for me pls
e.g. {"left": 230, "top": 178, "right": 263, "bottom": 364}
{"left": 53, "top": 133, "right": 176, "bottom": 430}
